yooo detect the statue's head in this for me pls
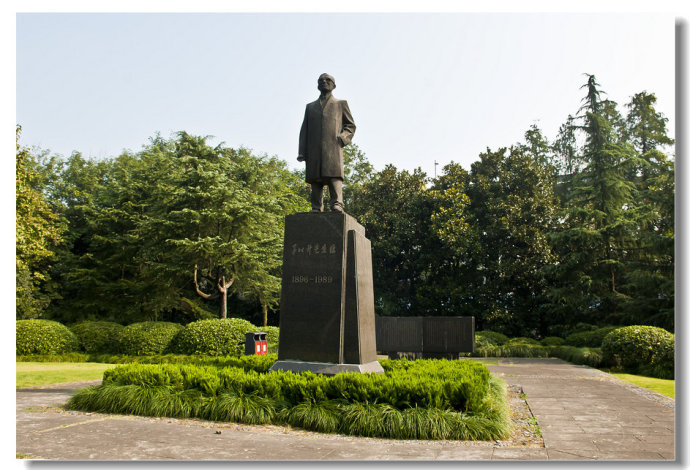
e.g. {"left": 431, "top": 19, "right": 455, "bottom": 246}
{"left": 317, "top": 73, "right": 336, "bottom": 93}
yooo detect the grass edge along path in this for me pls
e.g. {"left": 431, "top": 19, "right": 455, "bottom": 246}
{"left": 612, "top": 373, "right": 675, "bottom": 399}
{"left": 65, "top": 361, "right": 512, "bottom": 441}
{"left": 16, "top": 362, "right": 117, "bottom": 389}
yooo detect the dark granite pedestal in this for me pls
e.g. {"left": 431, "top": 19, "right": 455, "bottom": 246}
{"left": 270, "top": 212, "right": 383, "bottom": 375}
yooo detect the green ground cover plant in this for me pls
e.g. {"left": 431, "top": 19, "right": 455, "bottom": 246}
{"left": 16, "top": 362, "right": 116, "bottom": 388}
{"left": 15, "top": 353, "right": 277, "bottom": 371}
{"left": 67, "top": 358, "right": 512, "bottom": 440}
{"left": 612, "top": 373, "right": 675, "bottom": 399}
{"left": 471, "top": 341, "right": 606, "bottom": 368}
{"left": 17, "top": 353, "right": 91, "bottom": 362}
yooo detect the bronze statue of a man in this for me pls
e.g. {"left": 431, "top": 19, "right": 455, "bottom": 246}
{"left": 298, "top": 73, "right": 356, "bottom": 212}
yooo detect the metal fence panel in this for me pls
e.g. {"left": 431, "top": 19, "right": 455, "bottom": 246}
{"left": 375, "top": 316, "right": 474, "bottom": 354}
{"left": 423, "top": 317, "right": 475, "bottom": 353}
{"left": 374, "top": 316, "right": 423, "bottom": 352}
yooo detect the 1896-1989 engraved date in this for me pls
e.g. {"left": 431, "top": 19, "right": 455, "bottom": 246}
{"left": 291, "top": 275, "right": 334, "bottom": 284}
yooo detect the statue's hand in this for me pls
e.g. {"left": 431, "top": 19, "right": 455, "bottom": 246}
{"left": 297, "top": 155, "right": 306, "bottom": 162}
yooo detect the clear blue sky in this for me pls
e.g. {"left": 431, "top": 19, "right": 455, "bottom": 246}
{"left": 16, "top": 11, "right": 676, "bottom": 175}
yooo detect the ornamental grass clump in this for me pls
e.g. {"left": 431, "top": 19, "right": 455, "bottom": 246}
{"left": 67, "top": 358, "right": 511, "bottom": 441}
{"left": 16, "top": 319, "right": 79, "bottom": 355}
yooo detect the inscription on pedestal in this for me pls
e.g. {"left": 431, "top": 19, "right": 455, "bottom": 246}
{"left": 276, "top": 212, "right": 379, "bottom": 371}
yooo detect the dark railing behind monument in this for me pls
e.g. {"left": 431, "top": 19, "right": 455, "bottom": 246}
{"left": 375, "top": 316, "right": 475, "bottom": 359}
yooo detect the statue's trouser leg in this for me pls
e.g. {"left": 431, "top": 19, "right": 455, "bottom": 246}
{"left": 310, "top": 183, "right": 325, "bottom": 212}
{"left": 328, "top": 178, "right": 344, "bottom": 212}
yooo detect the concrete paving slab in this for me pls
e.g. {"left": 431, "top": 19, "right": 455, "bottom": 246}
{"left": 594, "top": 451, "right": 666, "bottom": 460}
{"left": 16, "top": 357, "right": 675, "bottom": 461}
{"left": 486, "top": 358, "right": 675, "bottom": 461}
{"left": 546, "top": 449, "right": 598, "bottom": 460}
{"left": 491, "top": 448, "right": 548, "bottom": 460}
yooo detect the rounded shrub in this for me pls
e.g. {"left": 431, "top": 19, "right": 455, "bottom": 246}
{"left": 170, "top": 318, "right": 257, "bottom": 356}
{"left": 564, "top": 326, "right": 619, "bottom": 348}
{"left": 540, "top": 336, "right": 565, "bottom": 347}
{"left": 641, "top": 334, "right": 675, "bottom": 379}
{"left": 16, "top": 319, "right": 79, "bottom": 355}
{"left": 602, "top": 325, "right": 675, "bottom": 377}
{"left": 117, "top": 321, "right": 183, "bottom": 356}
{"left": 263, "top": 326, "right": 280, "bottom": 354}
{"left": 504, "top": 337, "right": 540, "bottom": 346}
{"left": 475, "top": 331, "right": 508, "bottom": 346}
{"left": 70, "top": 321, "right": 124, "bottom": 354}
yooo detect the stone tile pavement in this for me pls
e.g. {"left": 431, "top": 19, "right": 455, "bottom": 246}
{"left": 485, "top": 358, "right": 675, "bottom": 460}
{"left": 16, "top": 358, "right": 675, "bottom": 461}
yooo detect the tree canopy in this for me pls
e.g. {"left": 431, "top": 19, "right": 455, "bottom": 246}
{"left": 17, "top": 75, "right": 674, "bottom": 335}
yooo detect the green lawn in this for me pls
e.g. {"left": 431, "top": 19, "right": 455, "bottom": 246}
{"left": 16, "top": 362, "right": 116, "bottom": 388}
{"left": 612, "top": 373, "right": 675, "bottom": 399}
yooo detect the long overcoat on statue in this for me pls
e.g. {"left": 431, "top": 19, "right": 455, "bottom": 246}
{"left": 298, "top": 96, "right": 356, "bottom": 183}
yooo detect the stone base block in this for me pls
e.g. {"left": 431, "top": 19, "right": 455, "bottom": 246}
{"left": 269, "top": 360, "right": 384, "bottom": 376}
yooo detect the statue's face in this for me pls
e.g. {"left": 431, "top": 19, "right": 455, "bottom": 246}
{"left": 317, "top": 75, "right": 335, "bottom": 93}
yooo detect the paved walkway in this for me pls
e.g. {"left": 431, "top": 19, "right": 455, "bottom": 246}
{"left": 16, "top": 358, "right": 675, "bottom": 461}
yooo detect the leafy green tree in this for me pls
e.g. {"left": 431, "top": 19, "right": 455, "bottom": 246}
{"left": 41, "top": 152, "right": 120, "bottom": 323}
{"left": 16, "top": 126, "right": 64, "bottom": 318}
{"left": 348, "top": 165, "right": 438, "bottom": 316}
{"left": 625, "top": 92, "right": 674, "bottom": 156}
{"left": 431, "top": 144, "right": 558, "bottom": 335}
{"left": 545, "top": 75, "right": 640, "bottom": 325}
{"left": 552, "top": 114, "right": 581, "bottom": 178}
{"left": 43, "top": 132, "right": 307, "bottom": 324}
{"left": 137, "top": 133, "right": 306, "bottom": 319}
{"left": 342, "top": 143, "right": 375, "bottom": 208}
{"left": 616, "top": 92, "right": 675, "bottom": 329}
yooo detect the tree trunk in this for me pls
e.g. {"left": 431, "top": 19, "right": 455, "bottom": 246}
{"left": 217, "top": 275, "right": 235, "bottom": 320}
{"left": 262, "top": 303, "right": 268, "bottom": 327}
{"left": 220, "top": 287, "right": 228, "bottom": 319}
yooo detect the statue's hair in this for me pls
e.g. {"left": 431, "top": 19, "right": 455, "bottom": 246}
{"left": 318, "top": 73, "right": 336, "bottom": 87}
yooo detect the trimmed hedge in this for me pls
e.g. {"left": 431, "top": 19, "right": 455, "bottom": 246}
{"left": 16, "top": 320, "right": 79, "bottom": 355}
{"left": 540, "top": 336, "right": 565, "bottom": 347}
{"left": 14, "top": 353, "right": 278, "bottom": 372}
{"left": 17, "top": 353, "right": 90, "bottom": 362}
{"left": 564, "top": 326, "right": 619, "bottom": 348}
{"left": 548, "top": 346, "right": 604, "bottom": 368}
{"left": 170, "top": 318, "right": 257, "bottom": 356}
{"left": 504, "top": 337, "right": 540, "bottom": 346}
{"left": 475, "top": 331, "right": 508, "bottom": 346}
{"left": 117, "top": 322, "right": 183, "bottom": 356}
{"left": 471, "top": 341, "right": 605, "bottom": 368}
{"left": 263, "top": 326, "right": 280, "bottom": 354}
{"left": 70, "top": 321, "right": 124, "bottom": 354}
{"left": 602, "top": 326, "right": 674, "bottom": 379}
